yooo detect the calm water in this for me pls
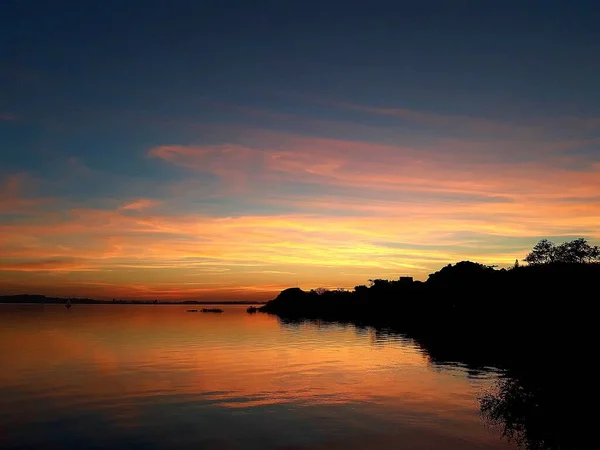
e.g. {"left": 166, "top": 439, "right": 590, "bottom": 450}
{"left": 0, "top": 304, "right": 516, "bottom": 450}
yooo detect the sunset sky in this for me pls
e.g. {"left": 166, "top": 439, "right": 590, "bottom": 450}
{"left": 2, "top": 1, "right": 599, "bottom": 300}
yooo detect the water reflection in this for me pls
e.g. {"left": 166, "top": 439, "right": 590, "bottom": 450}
{"left": 278, "top": 316, "right": 586, "bottom": 450}
{"left": 0, "top": 305, "right": 515, "bottom": 449}
{"left": 480, "top": 369, "right": 585, "bottom": 450}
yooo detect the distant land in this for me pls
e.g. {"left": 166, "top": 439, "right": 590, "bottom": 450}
{"left": 0, "top": 294, "right": 265, "bottom": 305}
{"left": 259, "top": 238, "right": 599, "bottom": 368}
{"left": 255, "top": 238, "right": 600, "bottom": 450}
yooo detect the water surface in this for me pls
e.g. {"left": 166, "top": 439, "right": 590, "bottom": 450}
{"left": 0, "top": 304, "right": 516, "bottom": 449}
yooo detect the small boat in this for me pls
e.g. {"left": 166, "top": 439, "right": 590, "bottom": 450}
{"left": 65, "top": 299, "right": 72, "bottom": 309}
{"left": 201, "top": 308, "right": 223, "bottom": 313}
{"left": 186, "top": 309, "right": 199, "bottom": 312}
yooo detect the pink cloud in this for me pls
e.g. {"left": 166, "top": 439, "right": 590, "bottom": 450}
{"left": 339, "top": 102, "right": 537, "bottom": 136}
{"left": 0, "top": 173, "right": 51, "bottom": 213}
{"left": 120, "top": 199, "right": 161, "bottom": 211}
{"left": 147, "top": 132, "right": 600, "bottom": 201}
{"left": 271, "top": 92, "right": 600, "bottom": 136}
{"left": 2, "top": 129, "right": 599, "bottom": 300}
{"left": 66, "top": 156, "right": 94, "bottom": 177}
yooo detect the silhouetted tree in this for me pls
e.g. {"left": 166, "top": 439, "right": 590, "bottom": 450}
{"left": 426, "top": 261, "right": 495, "bottom": 288}
{"left": 525, "top": 238, "right": 600, "bottom": 265}
{"left": 368, "top": 279, "right": 390, "bottom": 288}
{"left": 524, "top": 239, "right": 556, "bottom": 265}
{"left": 555, "top": 238, "right": 599, "bottom": 263}
{"left": 354, "top": 285, "right": 369, "bottom": 295}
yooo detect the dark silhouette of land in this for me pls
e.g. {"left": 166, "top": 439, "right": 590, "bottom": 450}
{"left": 259, "top": 238, "right": 599, "bottom": 450}
{"left": 0, "top": 295, "right": 264, "bottom": 305}
{"left": 201, "top": 308, "right": 223, "bottom": 313}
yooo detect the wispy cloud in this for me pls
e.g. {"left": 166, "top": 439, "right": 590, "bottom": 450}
{"left": 2, "top": 183, "right": 599, "bottom": 299}
{"left": 0, "top": 113, "right": 18, "bottom": 121}
{"left": 0, "top": 173, "right": 51, "bottom": 213}
{"left": 148, "top": 132, "right": 600, "bottom": 201}
{"left": 3, "top": 103, "right": 600, "bottom": 299}
{"left": 119, "top": 199, "right": 161, "bottom": 211}
{"left": 274, "top": 92, "right": 600, "bottom": 137}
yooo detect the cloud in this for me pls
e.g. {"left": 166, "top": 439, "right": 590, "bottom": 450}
{"left": 0, "top": 173, "right": 51, "bottom": 213}
{"left": 337, "top": 101, "right": 538, "bottom": 137}
{"left": 2, "top": 109, "right": 600, "bottom": 300}
{"left": 0, "top": 113, "right": 18, "bottom": 121}
{"left": 148, "top": 132, "right": 600, "bottom": 202}
{"left": 66, "top": 156, "right": 94, "bottom": 177}
{"left": 2, "top": 187, "right": 599, "bottom": 300}
{"left": 277, "top": 92, "right": 600, "bottom": 137}
{"left": 0, "top": 257, "right": 97, "bottom": 272}
{"left": 119, "top": 199, "right": 161, "bottom": 211}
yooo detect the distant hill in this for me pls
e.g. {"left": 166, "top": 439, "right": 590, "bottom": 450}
{"left": 0, "top": 294, "right": 264, "bottom": 305}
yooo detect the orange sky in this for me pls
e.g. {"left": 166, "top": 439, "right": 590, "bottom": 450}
{"left": 3, "top": 92, "right": 600, "bottom": 301}
{"left": 2, "top": 128, "right": 600, "bottom": 300}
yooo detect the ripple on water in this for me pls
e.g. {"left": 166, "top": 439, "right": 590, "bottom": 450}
{"left": 0, "top": 304, "right": 515, "bottom": 450}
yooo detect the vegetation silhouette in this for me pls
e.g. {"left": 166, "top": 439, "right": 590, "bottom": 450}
{"left": 259, "top": 238, "right": 599, "bottom": 450}
{"left": 524, "top": 237, "right": 599, "bottom": 264}
{"left": 478, "top": 353, "right": 590, "bottom": 450}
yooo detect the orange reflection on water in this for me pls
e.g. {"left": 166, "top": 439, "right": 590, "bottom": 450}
{"left": 0, "top": 304, "right": 515, "bottom": 449}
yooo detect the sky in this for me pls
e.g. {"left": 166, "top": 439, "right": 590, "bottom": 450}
{"left": 1, "top": 0, "right": 600, "bottom": 300}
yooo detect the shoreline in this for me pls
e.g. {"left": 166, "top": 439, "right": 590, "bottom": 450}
{"left": 0, "top": 295, "right": 265, "bottom": 306}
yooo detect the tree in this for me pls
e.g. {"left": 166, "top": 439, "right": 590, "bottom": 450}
{"left": 524, "top": 239, "right": 556, "bottom": 265}
{"left": 368, "top": 279, "right": 391, "bottom": 287}
{"left": 354, "top": 285, "right": 369, "bottom": 295}
{"left": 513, "top": 259, "right": 520, "bottom": 269}
{"left": 525, "top": 238, "right": 600, "bottom": 265}
{"left": 591, "top": 245, "right": 600, "bottom": 262}
{"left": 555, "top": 238, "right": 600, "bottom": 263}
